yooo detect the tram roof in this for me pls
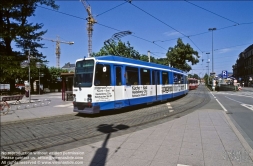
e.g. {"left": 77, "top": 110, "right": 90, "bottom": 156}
{"left": 89, "top": 55, "right": 185, "bottom": 74}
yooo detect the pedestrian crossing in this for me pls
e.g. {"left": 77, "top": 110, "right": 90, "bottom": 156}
{"left": 214, "top": 91, "right": 253, "bottom": 98}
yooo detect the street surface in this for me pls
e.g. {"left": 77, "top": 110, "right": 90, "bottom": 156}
{"left": 1, "top": 86, "right": 209, "bottom": 164}
{"left": 1, "top": 85, "right": 253, "bottom": 166}
{"left": 212, "top": 89, "right": 253, "bottom": 150}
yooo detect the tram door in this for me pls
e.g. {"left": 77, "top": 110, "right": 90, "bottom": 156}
{"left": 114, "top": 66, "right": 124, "bottom": 109}
{"left": 152, "top": 70, "right": 160, "bottom": 101}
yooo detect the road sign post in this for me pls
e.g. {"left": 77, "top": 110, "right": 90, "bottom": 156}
{"left": 222, "top": 70, "right": 227, "bottom": 79}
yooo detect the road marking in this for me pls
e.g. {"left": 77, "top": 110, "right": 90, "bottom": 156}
{"left": 224, "top": 96, "right": 253, "bottom": 112}
{"left": 177, "top": 164, "right": 190, "bottom": 166}
{"left": 216, "top": 92, "right": 253, "bottom": 98}
{"left": 169, "top": 110, "right": 174, "bottom": 112}
{"left": 241, "top": 104, "right": 253, "bottom": 111}
{"left": 215, "top": 99, "right": 228, "bottom": 112}
{"left": 225, "top": 96, "right": 243, "bottom": 104}
{"left": 210, "top": 92, "right": 216, "bottom": 99}
{"left": 166, "top": 103, "right": 172, "bottom": 109}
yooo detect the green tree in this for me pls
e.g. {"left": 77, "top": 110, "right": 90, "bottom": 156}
{"left": 188, "top": 74, "right": 193, "bottom": 78}
{"left": 0, "top": 0, "right": 58, "bottom": 90}
{"left": 48, "top": 67, "right": 68, "bottom": 82}
{"left": 166, "top": 38, "right": 199, "bottom": 72}
{"left": 203, "top": 73, "right": 209, "bottom": 85}
{"left": 93, "top": 40, "right": 141, "bottom": 60}
{"left": 193, "top": 74, "right": 200, "bottom": 79}
{"left": 93, "top": 40, "right": 170, "bottom": 66}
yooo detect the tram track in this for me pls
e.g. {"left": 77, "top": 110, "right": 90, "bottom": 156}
{"left": 1, "top": 85, "right": 210, "bottom": 163}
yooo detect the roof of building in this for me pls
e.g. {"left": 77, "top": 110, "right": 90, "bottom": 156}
{"left": 62, "top": 62, "right": 75, "bottom": 68}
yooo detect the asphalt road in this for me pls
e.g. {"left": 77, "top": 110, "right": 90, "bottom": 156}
{"left": 1, "top": 85, "right": 210, "bottom": 161}
{"left": 212, "top": 90, "right": 253, "bottom": 150}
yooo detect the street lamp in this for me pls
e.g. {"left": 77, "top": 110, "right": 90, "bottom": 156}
{"left": 208, "top": 28, "right": 216, "bottom": 73}
{"left": 206, "top": 52, "right": 210, "bottom": 76}
{"left": 20, "top": 50, "right": 31, "bottom": 103}
{"left": 36, "top": 62, "right": 42, "bottom": 95}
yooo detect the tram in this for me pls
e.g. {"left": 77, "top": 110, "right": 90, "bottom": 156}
{"left": 188, "top": 78, "right": 198, "bottom": 90}
{"left": 73, "top": 55, "right": 188, "bottom": 114}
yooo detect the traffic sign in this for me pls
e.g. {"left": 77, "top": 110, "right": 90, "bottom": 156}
{"left": 222, "top": 70, "right": 227, "bottom": 79}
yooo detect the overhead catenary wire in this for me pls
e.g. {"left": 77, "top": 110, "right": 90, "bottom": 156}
{"left": 37, "top": 5, "right": 166, "bottom": 51}
{"left": 127, "top": 1, "right": 187, "bottom": 38}
{"left": 37, "top": 4, "right": 253, "bottom": 56}
{"left": 96, "top": 1, "right": 128, "bottom": 17}
{"left": 214, "top": 43, "right": 253, "bottom": 51}
{"left": 127, "top": 1, "right": 203, "bottom": 52}
{"left": 184, "top": 0, "right": 240, "bottom": 25}
{"left": 150, "top": 52, "right": 166, "bottom": 58}
{"left": 153, "top": 22, "right": 253, "bottom": 43}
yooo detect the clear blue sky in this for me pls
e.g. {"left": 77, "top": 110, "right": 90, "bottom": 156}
{"left": 24, "top": 0, "right": 253, "bottom": 77}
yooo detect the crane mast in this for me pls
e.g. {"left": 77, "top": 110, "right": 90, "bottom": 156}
{"left": 42, "top": 36, "right": 74, "bottom": 68}
{"left": 80, "top": 0, "right": 96, "bottom": 57}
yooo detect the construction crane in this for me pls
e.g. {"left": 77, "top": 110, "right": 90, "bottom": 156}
{"left": 80, "top": 0, "right": 97, "bottom": 57}
{"left": 42, "top": 36, "right": 74, "bottom": 68}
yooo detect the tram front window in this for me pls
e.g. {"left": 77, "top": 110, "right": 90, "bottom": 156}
{"left": 74, "top": 60, "right": 94, "bottom": 87}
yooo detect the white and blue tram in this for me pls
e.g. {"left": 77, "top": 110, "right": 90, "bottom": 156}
{"left": 73, "top": 55, "right": 188, "bottom": 114}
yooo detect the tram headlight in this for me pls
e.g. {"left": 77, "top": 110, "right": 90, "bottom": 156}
{"left": 87, "top": 94, "right": 92, "bottom": 102}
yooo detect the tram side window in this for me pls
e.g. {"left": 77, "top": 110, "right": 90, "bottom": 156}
{"left": 181, "top": 75, "right": 185, "bottom": 84}
{"left": 174, "top": 74, "right": 183, "bottom": 84}
{"left": 94, "top": 64, "right": 111, "bottom": 86}
{"left": 140, "top": 68, "right": 150, "bottom": 85}
{"left": 174, "top": 73, "right": 180, "bottom": 84}
{"left": 115, "top": 67, "right": 122, "bottom": 86}
{"left": 162, "top": 72, "right": 169, "bottom": 85}
{"left": 125, "top": 66, "right": 139, "bottom": 85}
{"left": 152, "top": 70, "right": 160, "bottom": 85}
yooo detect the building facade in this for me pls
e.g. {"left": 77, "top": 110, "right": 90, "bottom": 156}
{"left": 232, "top": 44, "right": 253, "bottom": 86}
{"left": 62, "top": 62, "right": 75, "bottom": 73}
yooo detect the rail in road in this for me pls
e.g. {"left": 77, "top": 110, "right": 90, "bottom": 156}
{"left": 1, "top": 85, "right": 210, "bottom": 164}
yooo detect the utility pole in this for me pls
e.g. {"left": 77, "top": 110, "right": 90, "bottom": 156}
{"left": 148, "top": 50, "right": 150, "bottom": 62}
{"left": 28, "top": 50, "right": 31, "bottom": 103}
{"left": 208, "top": 28, "right": 216, "bottom": 73}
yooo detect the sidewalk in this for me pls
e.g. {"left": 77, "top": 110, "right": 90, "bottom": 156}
{"left": 1, "top": 92, "right": 74, "bottom": 123}
{"left": 12, "top": 108, "right": 253, "bottom": 166}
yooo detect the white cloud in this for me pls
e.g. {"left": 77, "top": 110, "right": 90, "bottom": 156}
{"left": 163, "top": 31, "right": 180, "bottom": 37}
{"left": 216, "top": 48, "right": 233, "bottom": 54}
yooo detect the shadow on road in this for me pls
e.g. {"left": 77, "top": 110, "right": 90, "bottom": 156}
{"left": 88, "top": 124, "right": 129, "bottom": 166}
